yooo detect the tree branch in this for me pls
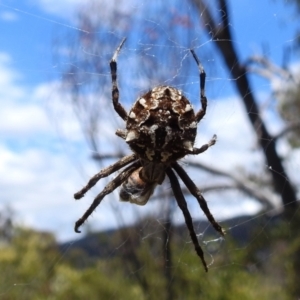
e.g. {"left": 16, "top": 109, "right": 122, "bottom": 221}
{"left": 187, "top": 161, "right": 281, "bottom": 212}
{"left": 273, "top": 121, "right": 300, "bottom": 141}
{"left": 190, "top": 0, "right": 298, "bottom": 216}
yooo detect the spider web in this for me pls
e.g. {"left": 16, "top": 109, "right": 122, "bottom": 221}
{"left": 0, "top": 0, "right": 300, "bottom": 298}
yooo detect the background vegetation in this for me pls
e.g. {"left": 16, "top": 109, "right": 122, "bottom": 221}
{"left": 1, "top": 209, "right": 300, "bottom": 299}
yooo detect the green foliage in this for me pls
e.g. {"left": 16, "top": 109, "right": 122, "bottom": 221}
{"left": 162, "top": 234, "right": 290, "bottom": 300}
{"left": 1, "top": 216, "right": 300, "bottom": 299}
{"left": 0, "top": 227, "right": 143, "bottom": 299}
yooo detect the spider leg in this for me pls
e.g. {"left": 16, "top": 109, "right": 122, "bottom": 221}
{"left": 74, "top": 154, "right": 137, "bottom": 200}
{"left": 172, "top": 162, "right": 225, "bottom": 237}
{"left": 166, "top": 167, "right": 208, "bottom": 272}
{"left": 190, "top": 49, "right": 207, "bottom": 123}
{"left": 75, "top": 160, "right": 141, "bottom": 233}
{"left": 190, "top": 134, "right": 217, "bottom": 155}
{"left": 110, "top": 38, "right": 128, "bottom": 121}
{"left": 115, "top": 129, "right": 127, "bottom": 139}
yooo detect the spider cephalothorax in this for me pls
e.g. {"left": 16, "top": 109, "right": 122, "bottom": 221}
{"left": 74, "top": 38, "right": 224, "bottom": 272}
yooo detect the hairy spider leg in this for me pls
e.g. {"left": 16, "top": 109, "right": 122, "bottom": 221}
{"left": 190, "top": 49, "right": 207, "bottom": 123}
{"left": 189, "top": 49, "right": 218, "bottom": 155}
{"left": 191, "top": 134, "right": 217, "bottom": 155}
{"left": 166, "top": 167, "right": 208, "bottom": 272}
{"left": 74, "top": 154, "right": 137, "bottom": 199}
{"left": 173, "top": 162, "right": 225, "bottom": 236}
{"left": 75, "top": 161, "right": 141, "bottom": 233}
{"left": 110, "top": 37, "right": 128, "bottom": 121}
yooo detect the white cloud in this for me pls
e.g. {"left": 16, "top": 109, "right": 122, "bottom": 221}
{"left": 34, "top": 0, "right": 141, "bottom": 24}
{"left": 1, "top": 101, "right": 50, "bottom": 137}
{"left": 0, "top": 11, "right": 18, "bottom": 22}
{"left": 0, "top": 53, "right": 21, "bottom": 86}
{"left": 0, "top": 52, "right": 90, "bottom": 241}
{"left": 0, "top": 53, "right": 69, "bottom": 141}
{"left": 33, "top": 0, "right": 84, "bottom": 20}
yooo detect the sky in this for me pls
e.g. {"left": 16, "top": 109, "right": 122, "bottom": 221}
{"left": 0, "top": 0, "right": 299, "bottom": 242}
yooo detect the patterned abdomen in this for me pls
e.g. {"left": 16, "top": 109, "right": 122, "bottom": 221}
{"left": 125, "top": 86, "right": 197, "bottom": 163}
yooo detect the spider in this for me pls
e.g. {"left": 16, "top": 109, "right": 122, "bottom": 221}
{"left": 74, "top": 38, "right": 225, "bottom": 272}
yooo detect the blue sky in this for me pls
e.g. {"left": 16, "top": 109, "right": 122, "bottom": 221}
{"left": 0, "top": 0, "right": 299, "bottom": 242}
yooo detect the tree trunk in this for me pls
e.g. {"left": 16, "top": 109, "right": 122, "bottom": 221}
{"left": 191, "top": 0, "right": 298, "bottom": 217}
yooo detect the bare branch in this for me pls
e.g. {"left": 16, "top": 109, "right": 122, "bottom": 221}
{"left": 246, "top": 55, "right": 295, "bottom": 82}
{"left": 187, "top": 161, "right": 281, "bottom": 212}
{"left": 190, "top": 0, "right": 298, "bottom": 215}
{"left": 273, "top": 121, "right": 300, "bottom": 141}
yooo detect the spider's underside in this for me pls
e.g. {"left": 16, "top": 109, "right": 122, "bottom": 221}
{"left": 74, "top": 38, "right": 225, "bottom": 272}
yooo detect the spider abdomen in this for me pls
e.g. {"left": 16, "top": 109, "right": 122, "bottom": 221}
{"left": 125, "top": 86, "right": 197, "bottom": 163}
